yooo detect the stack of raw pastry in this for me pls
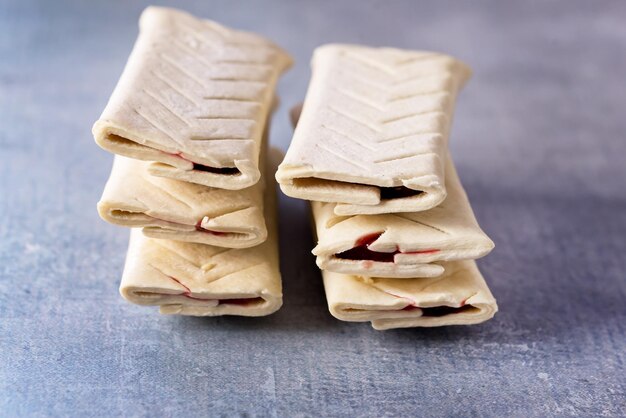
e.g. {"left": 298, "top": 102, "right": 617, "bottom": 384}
{"left": 276, "top": 45, "right": 498, "bottom": 330}
{"left": 93, "top": 7, "right": 291, "bottom": 316}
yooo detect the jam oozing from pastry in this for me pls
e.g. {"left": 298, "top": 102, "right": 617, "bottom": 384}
{"left": 401, "top": 304, "right": 474, "bottom": 316}
{"left": 192, "top": 164, "right": 240, "bottom": 175}
{"left": 379, "top": 186, "right": 423, "bottom": 200}
{"left": 167, "top": 152, "right": 240, "bottom": 175}
{"left": 335, "top": 232, "right": 440, "bottom": 263}
{"left": 194, "top": 220, "right": 227, "bottom": 235}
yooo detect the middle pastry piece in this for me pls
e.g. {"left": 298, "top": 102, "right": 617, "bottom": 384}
{"left": 118, "top": 175, "right": 282, "bottom": 317}
{"left": 98, "top": 155, "right": 266, "bottom": 248}
{"left": 311, "top": 153, "right": 494, "bottom": 278}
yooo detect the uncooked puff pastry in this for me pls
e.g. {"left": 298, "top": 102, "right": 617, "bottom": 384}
{"left": 323, "top": 260, "right": 497, "bottom": 330}
{"left": 93, "top": 6, "right": 292, "bottom": 190}
{"left": 119, "top": 179, "right": 282, "bottom": 316}
{"left": 312, "top": 153, "right": 494, "bottom": 278}
{"left": 276, "top": 44, "right": 471, "bottom": 214}
{"left": 98, "top": 155, "right": 266, "bottom": 248}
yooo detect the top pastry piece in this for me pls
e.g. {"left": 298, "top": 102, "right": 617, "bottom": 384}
{"left": 93, "top": 6, "right": 292, "bottom": 190}
{"left": 276, "top": 44, "right": 471, "bottom": 214}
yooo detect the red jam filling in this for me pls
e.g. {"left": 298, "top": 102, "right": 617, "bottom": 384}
{"left": 379, "top": 186, "right": 423, "bottom": 200}
{"left": 192, "top": 164, "right": 240, "bottom": 175}
{"left": 218, "top": 298, "right": 263, "bottom": 306}
{"left": 335, "top": 232, "right": 439, "bottom": 263}
{"left": 167, "top": 152, "right": 240, "bottom": 175}
{"left": 401, "top": 305, "right": 473, "bottom": 317}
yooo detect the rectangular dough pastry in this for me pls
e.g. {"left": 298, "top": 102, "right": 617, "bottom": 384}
{"left": 93, "top": 6, "right": 292, "bottom": 190}
{"left": 98, "top": 155, "right": 266, "bottom": 248}
{"left": 312, "top": 153, "right": 494, "bottom": 278}
{"left": 119, "top": 179, "right": 282, "bottom": 316}
{"left": 276, "top": 44, "right": 470, "bottom": 214}
{"left": 323, "top": 260, "right": 497, "bottom": 330}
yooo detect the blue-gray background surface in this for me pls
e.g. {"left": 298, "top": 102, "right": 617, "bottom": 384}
{"left": 1, "top": 1, "right": 625, "bottom": 417}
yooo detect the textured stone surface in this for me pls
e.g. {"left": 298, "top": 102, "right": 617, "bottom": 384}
{"left": 1, "top": 1, "right": 625, "bottom": 416}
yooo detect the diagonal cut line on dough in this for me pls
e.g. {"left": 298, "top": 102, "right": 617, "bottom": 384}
{"left": 131, "top": 195, "right": 150, "bottom": 211}
{"left": 170, "top": 37, "right": 217, "bottom": 67}
{"left": 321, "top": 124, "right": 377, "bottom": 152}
{"left": 148, "top": 243, "right": 200, "bottom": 270}
{"left": 202, "top": 96, "right": 260, "bottom": 103}
{"left": 216, "top": 261, "right": 268, "bottom": 282}
{"left": 344, "top": 51, "right": 396, "bottom": 75}
{"left": 160, "top": 53, "right": 209, "bottom": 88}
{"left": 204, "top": 204, "right": 253, "bottom": 220}
{"left": 415, "top": 275, "right": 450, "bottom": 292}
{"left": 194, "top": 116, "right": 256, "bottom": 123}
{"left": 391, "top": 72, "right": 453, "bottom": 87}
{"left": 381, "top": 110, "right": 446, "bottom": 125}
{"left": 214, "top": 59, "right": 269, "bottom": 66}
{"left": 211, "top": 61, "right": 274, "bottom": 70}
{"left": 141, "top": 175, "right": 194, "bottom": 210}
{"left": 460, "top": 291, "right": 479, "bottom": 305}
{"left": 148, "top": 256, "right": 200, "bottom": 282}
{"left": 142, "top": 88, "right": 191, "bottom": 127}
{"left": 345, "top": 73, "right": 388, "bottom": 92}
{"left": 133, "top": 108, "right": 184, "bottom": 147}
{"left": 332, "top": 87, "right": 385, "bottom": 111}
{"left": 373, "top": 151, "right": 437, "bottom": 164}
{"left": 353, "top": 279, "right": 415, "bottom": 307}
{"left": 389, "top": 72, "right": 444, "bottom": 87}
{"left": 393, "top": 214, "right": 451, "bottom": 235}
{"left": 388, "top": 91, "right": 446, "bottom": 103}
{"left": 317, "top": 143, "right": 371, "bottom": 171}
{"left": 207, "top": 77, "right": 267, "bottom": 85}
{"left": 326, "top": 106, "right": 381, "bottom": 133}
{"left": 149, "top": 70, "right": 199, "bottom": 106}
{"left": 395, "top": 54, "right": 442, "bottom": 67}
{"left": 376, "top": 131, "right": 442, "bottom": 144}
{"left": 171, "top": 35, "right": 274, "bottom": 70}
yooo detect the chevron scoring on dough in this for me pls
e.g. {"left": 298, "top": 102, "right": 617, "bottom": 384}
{"left": 93, "top": 6, "right": 292, "bottom": 190}
{"left": 119, "top": 168, "right": 282, "bottom": 317}
{"left": 276, "top": 44, "right": 471, "bottom": 214}
{"left": 98, "top": 156, "right": 267, "bottom": 249}
{"left": 312, "top": 153, "right": 494, "bottom": 278}
{"left": 322, "top": 260, "right": 498, "bottom": 330}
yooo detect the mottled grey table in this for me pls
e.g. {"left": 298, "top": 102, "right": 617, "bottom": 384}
{"left": 1, "top": 1, "right": 625, "bottom": 417}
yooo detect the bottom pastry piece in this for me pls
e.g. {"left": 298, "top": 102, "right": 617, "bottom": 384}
{"left": 322, "top": 259, "right": 497, "bottom": 330}
{"left": 118, "top": 184, "right": 282, "bottom": 317}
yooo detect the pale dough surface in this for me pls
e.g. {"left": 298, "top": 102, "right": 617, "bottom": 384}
{"left": 98, "top": 156, "right": 266, "bottom": 248}
{"left": 119, "top": 178, "right": 282, "bottom": 316}
{"left": 312, "top": 153, "right": 494, "bottom": 278}
{"left": 93, "top": 6, "right": 292, "bottom": 189}
{"left": 323, "top": 259, "right": 497, "bottom": 330}
{"left": 276, "top": 44, "right": 470, "bottom": 214}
